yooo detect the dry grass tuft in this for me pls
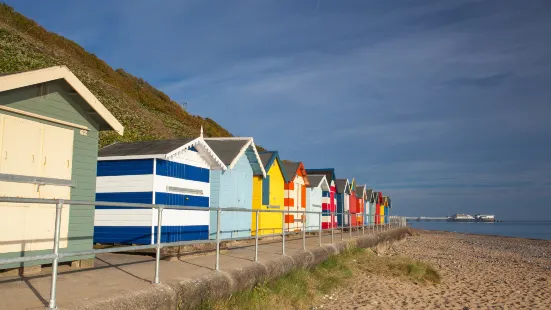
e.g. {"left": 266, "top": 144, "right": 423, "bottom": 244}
{"left": 197, "top": 246, "right": 439, "bottom": 310}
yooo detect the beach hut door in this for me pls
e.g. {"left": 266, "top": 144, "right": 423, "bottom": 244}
{"left": 0, "top": 115, "right": 73, "bottom": 253}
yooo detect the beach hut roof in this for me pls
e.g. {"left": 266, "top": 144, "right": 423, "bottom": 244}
{"left": 282, "top": 161, "right": 310, "bottom": 186}
{"left": 204, "top": 137, "right": 266, "bottom": 177}
{"left": 335, "top": 179, "right": 350, "bottom": 194}
{"left": 305, "top": 168, "right": 337, "bottom": 192}
{"left": 258, "top": 151, "right": 289, "bottom": 181}
{"left": 356, "top": 185, "right": 367, "bottom": 199}
{"left": 377, "top": 192, "right": 384, "bottom": 203}
{"left": 0, "top": 66, "right": 124, "bottom": 135}
{"left": 306, "top": 174, "right": 330, "bottom": 190}
{"left": 366, "top": 189, "right": 374, "bottom": 202}
{"left": 282, "top": 162, "right": 300, "bottom": 181}
{"left": 305, "top": 168, "right": 336, "bottom": 183}
{"left": 98, "top": 137, "right": 226, "bottom": 170}
{"left": 371, "top": 191, "right": 381, "bottom": 203}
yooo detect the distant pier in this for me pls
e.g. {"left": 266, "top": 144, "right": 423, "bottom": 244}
{"left": 406, "top": 217, "right": 448, "bottom": 222}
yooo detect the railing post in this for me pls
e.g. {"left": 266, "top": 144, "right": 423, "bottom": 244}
{"left": 331, "top": 211, "right": 334, "bottom": 244}
{"left": 348, "top": 211, "right": 352, "bottom": 239}
{"left": 153, "top": 206, "right": 163, "bottom": 284}
{"left": 281, "top": 209, "right": 286, "bottom": 255}
{"left": 215, "top": 208, "right": 221, "bottom": 270}
{"left": 48, "top": 199, "right": 63, "bottom": 309}
{"left": 255, "top": 210, "right": 259, "bottom": 262}
{"left": 357, "top": 213, "right": 361, "bottom": 238}
{"left": 318, "top": 211, "right": 322, "bottom": 247}
{"left": 302, "top": 210, "right": 306, "bottom": 250}
{"left": 362, "top": 212, "right": 365, "bottom": 235}
{"left": 340, "top": 212, "right": 343, "bottom": 241}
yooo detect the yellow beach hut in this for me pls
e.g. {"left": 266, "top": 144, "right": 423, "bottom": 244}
{"left": 252, "top": 151, "right": 287, "bottom": 236}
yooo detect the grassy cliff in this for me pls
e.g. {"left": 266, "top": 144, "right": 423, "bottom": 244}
{"left": 0, "top": 3, "right": 234, "bottom": 147}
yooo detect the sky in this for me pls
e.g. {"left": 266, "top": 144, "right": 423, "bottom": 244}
{"left": 6, "top": 0, "right": 551, "bottom": 220}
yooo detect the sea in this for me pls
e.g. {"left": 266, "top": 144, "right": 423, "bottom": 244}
{"left": 408, "top": 220, "right": 551, "bottom": 240}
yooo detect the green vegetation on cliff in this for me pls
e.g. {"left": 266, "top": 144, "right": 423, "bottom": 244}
{"left": 0, "top": 3, "right": 234, "bottom": 147}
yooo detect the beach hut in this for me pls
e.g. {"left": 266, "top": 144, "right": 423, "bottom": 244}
{"left": 94, "top": 134, "right": 226, "bottom": 244}
{"left": 374, "top": 192, "right": 380, "bottom": 225}
{"left": 355, "top": 185, "right": 367, "bottom": 227}
{"left": 281, "top": 161, "right": 310, "bottom": 232}
{"left": 335, "top": 179, "right": 350, "bottom": 227}
{"left": 305, "top": 168, "right": 338, "bottom": 229}
{"left": 349, "top": 178, "right": 359, "bottom": 228}
{"left": 203, "top": 137, "right": 266, "bottom": 240}
{"left": 383, "top": 196, "right": 391, "bottom": 224}
{"left": 0, "top": 66, "right": 124, "bottom": 270}
{"left": 252, "top": 151, "right": 287, "bottom": 236}
{"left": 365, "top": 189, "right": 373, "bottom": 225}
{"left": 380, "top": 195, "right": 387, "bottom": 224}
{"left": 375, "top": 192, "right": 384, "bottom": 224}
{"left": 305, "top": 175, "right": 330, "bottom": 231}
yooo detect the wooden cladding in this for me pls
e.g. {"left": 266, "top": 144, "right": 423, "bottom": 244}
{"left": 284, "top": 198, "right": 294, "bottom": 206}
{"left": 284, "top": 182, "right": 294, "bottom": 190}
{"left": 285, "top": 214, "right": 294, "bottom": 224}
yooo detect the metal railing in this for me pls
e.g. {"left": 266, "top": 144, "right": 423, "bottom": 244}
{"left": 0, "top": 197, "right": 406, "bottom": 309}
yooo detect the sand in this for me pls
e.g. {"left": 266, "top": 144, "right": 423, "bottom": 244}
{"left": 317, "top": 230, "right": 551, "bottom": 310}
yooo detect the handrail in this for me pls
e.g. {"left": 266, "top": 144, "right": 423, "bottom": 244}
{"left": 0, "top": 196, "right": 407, "bottom": 309}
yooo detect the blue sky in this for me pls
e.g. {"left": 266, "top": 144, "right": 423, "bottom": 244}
{"left": 7, "top": 0, "right": 551, "bottom": 219}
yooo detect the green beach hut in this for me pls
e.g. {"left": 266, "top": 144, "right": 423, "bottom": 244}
{"left": 0, "top": 66, "right": 123, "bottom": 272}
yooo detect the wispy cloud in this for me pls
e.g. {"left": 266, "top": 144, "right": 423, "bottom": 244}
{"left": 7, "top": 0, "right": 551, "bottom": 219}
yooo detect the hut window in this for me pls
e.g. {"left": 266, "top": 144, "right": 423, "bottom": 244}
{"left": 166, "top": 186, "right": 203, "bottom": 195}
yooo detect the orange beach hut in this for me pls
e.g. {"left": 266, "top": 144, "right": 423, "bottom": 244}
{"left": 281, "top": 161, "right": 310, "bottom": 232}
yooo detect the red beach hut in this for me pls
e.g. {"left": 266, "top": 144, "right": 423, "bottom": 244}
{"left": 349, "top": 178, "right": 358, "bottom": 227}
{"left": 355, "top": 185, "right": 367, "bottom": 227}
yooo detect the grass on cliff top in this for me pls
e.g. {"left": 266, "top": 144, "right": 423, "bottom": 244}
{"left": 198, "top": 247, "right": 440, "bottom": 310}
{"left": 0, "top": 3, "right": 237, "bottom": 148}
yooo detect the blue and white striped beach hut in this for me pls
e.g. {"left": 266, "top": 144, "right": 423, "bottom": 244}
{"left": 93, "top": 135, "right": 226, "bottom": 244}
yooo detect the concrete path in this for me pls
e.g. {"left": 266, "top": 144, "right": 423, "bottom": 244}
{"left": 0, "top": 227, "right": 388, "bottom": 309}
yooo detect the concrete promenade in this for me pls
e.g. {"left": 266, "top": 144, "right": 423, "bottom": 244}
{"left": 0, "top": 227, "right": 407, "bottom": 310}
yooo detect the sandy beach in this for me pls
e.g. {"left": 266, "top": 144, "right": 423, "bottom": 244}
{"left": 318, "top": 230, "right": 551, "bottom": 310}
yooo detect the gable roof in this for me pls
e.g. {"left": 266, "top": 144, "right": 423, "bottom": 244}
{"left": 355, "top": 185, "right": 366, "bottom": 199}
{"left": 258, "top": 151, "right": 288, "bottom": 181}
{"left": 98, "top": 137, "right": 226, "bottom": 170}
{"left": 0, "top": 66, "right": 123, "bottom": 135}
{"left": 282, "top": 162, "right": 301, "bottom": 182}
{"left": 377, "top": 192, "right": 384, "bottom": 204}
{"left": 313, "top": 175, "right": 330, "bottom": 191}
{"left": 366, "top": 189, "right": 374, "bottom": 202}
{"left": 349, "top": 178, "right": 356, "bottom": 192}
{"left": 306, "top": 174, "right": 329, "bottom": 189}
{"left": 373, "top": 191, "right": 380, "bottom": 203}
{"left": 281, "top": 161, "right": 310, "bottom": 186}
{"left": 204, "top": 137, "right": 266, "bottom": 177}
{"left": 99, "top": 138, "right": 195, "bottom": 157}
{"left": 335, "top": 179, "right": 350, "bottom": 194}
{"left": 305, "top": 168, "right": 336, "bottom": 183}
